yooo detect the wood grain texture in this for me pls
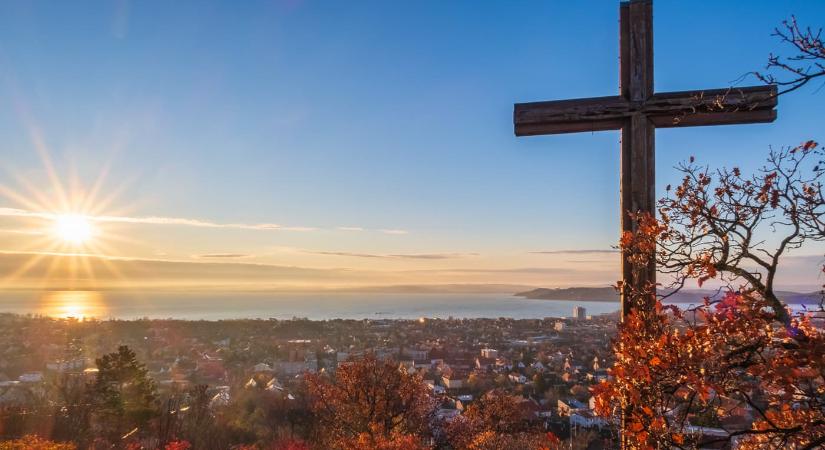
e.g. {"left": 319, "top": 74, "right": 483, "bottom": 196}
{"left": 514, "top": 85, "right": 776, "bottom": 135}
{"left": 513, "top": 0, "right": 777, "bottom": 320}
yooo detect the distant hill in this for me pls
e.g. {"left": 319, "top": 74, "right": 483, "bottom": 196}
{"left": 516, "top": 287, "right": 823, "bottom": 305}
{"left": 516, "top": 287, "right": 618, "bottom": 301}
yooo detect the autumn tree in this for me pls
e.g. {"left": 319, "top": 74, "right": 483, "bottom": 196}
{"left": 444, "top": 390, "right": 558, "bottom": 450}
{"left": 593, "top": 140, "right": 825, "bottom": 449}
{"left": 304, "top": 354, "right": 436, "bottom": 449}
{"left": 592, "top": 16, "right": 825, "bottom": 447}
{"left": 50, "top": 374, "right": 94, "bottom": 446}
{"left": 176, "top": 384, "right": 228, "bottom": 449}
{"left": 0, "top": 435, "right": 76, "bottom": 450}
{"left": 753, "top": 16, "right": 825, "bottom": 96}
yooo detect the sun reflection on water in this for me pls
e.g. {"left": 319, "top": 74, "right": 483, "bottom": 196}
{"left": 39, "top": 291, "right": 107, "bottom": 320}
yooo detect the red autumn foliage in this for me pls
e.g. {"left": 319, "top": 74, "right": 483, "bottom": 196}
{"left": 304, "top": 354, "right": 436, "bottom": 449}
{"left": 444, "top": 390, "right": 560, "bottom": 450}
{"left": 594, "top": 142, "right": 825, "bottom": 449}
{"left": 266, "top": 439, "right": 311, "bottom": 450}
{"left": 0, "top": 435, "right": 76, "bottom": 450}
{"left": 164, "top": 441, "right": 192, "bottom": 450}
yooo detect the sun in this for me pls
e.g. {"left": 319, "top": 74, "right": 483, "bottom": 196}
{"left": 53, "top": 214, "right": 94, "bottom": 245}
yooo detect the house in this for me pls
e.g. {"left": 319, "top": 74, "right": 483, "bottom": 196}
{"left": 46, "top": 358, "right": 89, "bottom": 372}
{"left": 570, "top": 410, "right": 608, "bottom": 429}
{"left": 435, "top": 399, "right": 461, "bottom": 421}
{"left": 586, "top": 369, "right": 609, "bottom": 383}
{"left": 514, "top": 397, "right": 542, "bottom": 422}
{"left": 196, "top": 359, "right": 226, "bottom": 381}
{"left": 266, "top": 377, "right": 284, "bottom": 392}
{"left": 401, "top": 347, "right": 429, "bottom": 360}
{"left": 480, "top": 348, "right": 499, "bottom": 359}
{"left": 442, "top": 370, "right": 469, "bottom": 390}
{"left": 0, "top": 383, "right": 30, "bottom": 406}
{"left": 475, "top": 356, "right": 496, "bottom": 371}
{"left": 425, "top": 380, "right": 446, "bottom": 395}
{"left": 244, "top": 377, "right": 263, "bottom": 389}
{"left": 443, "top": 357, "right": 474, "bottom": 371}
{"left": 18, "top": 372, "right": 43, "bottom": 383}
{"left": 457, "top": 394, "right": 473, "bottom": 402}
{"left": 210, "top": 390, "right": 231, "bottom": 408}
{"left": 399, "top": 360, "right": 430, "bottom": 375}
{"left": 496, "top": 357, "right": 514, "bottom": 371}
{"left": 273, "top": 361, "right": 305, "bottom": 376}
{"left": 509, "top": 373, "right": 528, "bottom": 384}
{"left": 557, "top": 398, "right": 587, "bottom": 417}
{"left": 253, "top": 363, "right": 274, "bottom": 373}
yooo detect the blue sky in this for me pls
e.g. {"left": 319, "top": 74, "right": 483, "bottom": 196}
{"left": 0, "top": 0, "right": 823, "bottom": 291}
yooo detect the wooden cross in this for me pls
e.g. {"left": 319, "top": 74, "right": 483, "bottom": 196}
{"left": 514, "top": 0, "right": 777, "bottom": 316}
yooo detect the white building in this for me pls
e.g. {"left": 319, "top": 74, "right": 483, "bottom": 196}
{"left": 573, "top": 306, "right": 587, "bottom": 320}
{"left": 18, "top": 372, "right": 43, "bottom": 383}
{"left": 480, "top": 348, "right": 499, "bottom": 359}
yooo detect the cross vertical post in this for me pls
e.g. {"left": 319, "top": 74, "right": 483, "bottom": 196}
{"left": 620, "top": 0, "right": 655, "bottom": 314}
{"left": 513, "top": 0, "right": 776, "bottom": 318}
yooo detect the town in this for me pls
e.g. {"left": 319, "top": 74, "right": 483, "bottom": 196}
{"left": 0, "top": 306, "right": 618, "bottom": 448}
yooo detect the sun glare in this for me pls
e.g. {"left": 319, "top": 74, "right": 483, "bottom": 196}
{"left": 40, "top": 290, "right": 107, "bottom": 320}
{"left": 54, "top": 214, "right": 94, "bottom": 245}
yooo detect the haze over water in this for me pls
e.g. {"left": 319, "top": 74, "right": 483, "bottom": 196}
{"left": 0, "top": 291, "right": 619, "bottom": 321}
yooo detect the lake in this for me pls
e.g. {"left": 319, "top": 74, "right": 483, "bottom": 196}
{"left": 0, "top": 291, "right": 620, "bottom": 321}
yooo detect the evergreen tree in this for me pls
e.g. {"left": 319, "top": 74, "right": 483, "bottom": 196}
{"left": 92, "top": 345, "right": 157, "bottom": 442}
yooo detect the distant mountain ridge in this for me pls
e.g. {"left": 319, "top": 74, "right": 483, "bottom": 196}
{"left": 515, "top": 287, "right": 823, "bottom": 305}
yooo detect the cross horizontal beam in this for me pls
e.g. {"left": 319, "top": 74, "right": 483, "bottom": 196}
{"left": 514, "top": 85, "right": 777, "bottom": 136}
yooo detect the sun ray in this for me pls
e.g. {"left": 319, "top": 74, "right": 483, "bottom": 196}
{"left": 84, "top": 242, "right": 126, "bottom": 288}
{"left": 42, "top": 250, "right": 66, "bottom": 290}
{"left": 80, "top": 160, "right": 112, "bottom": 214}
{"left": 1, "top": 252, "right": 47, "bottom": 288}
{"left": 0, "top": 183, "right": 52, "bottom": 216}
{"left": 26, "top": 124, "right": 71, "bottom": 212}
{"left": 0, "top": 108, "right": 139, "bottom": 295}
{"left": 86, "top": 182, "right": 133, "bottom": 217}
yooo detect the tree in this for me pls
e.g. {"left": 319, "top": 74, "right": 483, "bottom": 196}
{"left": 592, "top": 142, "right": 825, "bottom": 449}
{"left": 445, "top": 390, "right": 554, "bottom": 450}
{"left": 50, "top": 374, "right": 94, "bottom": 445}
{"left": 754, "top": 17, "right": 825, "bottom": 96}
{"left": 92, "top": 345, "right": 157, "bottom": 442}
{"left": 178, "top": 384, "right": 225, "bottom": 448}
{"left": 0, "top": 435, "right": 76, "bottom": 450}
{"left": 334, "top": 427, "right": 430, "bottom": 450}
{"left": 655, "top": 140, "right": 825, "bottom": 326}
{"left": 463, "top": 431, "right": 560, "bottom": 450}
{"left": 305, "top": 355, "right": 435, "bottom": 449}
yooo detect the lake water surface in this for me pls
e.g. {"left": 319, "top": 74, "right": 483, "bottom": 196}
{"left": 0, "top": 291, "right": 620, "bottom": 321}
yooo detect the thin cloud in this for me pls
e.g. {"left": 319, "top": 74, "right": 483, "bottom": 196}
{"left": 195, "top": 253, "right": 252, "bottom": 259}
{"left": 380, "top": 229, "right": 409, "bottom": 235}
{"left": 530, "top": 249, "right": 619, "bottom": 255}
{"left": 94, "top": 214, "right": 315, "bottom": 232}
{"left": 0, "top": 207, "right": 48, "bottom": 219}
{"left": 312, "top": 251, "right": 384, "bottom": 259}
{"left": 0, "top": 227, "right": 44, "bottom": 235}
{"left": 429, "top": 267, "right": 578, "bottom": 274}
{"left": 307, "top": 251, "right": 477, "bottom": 260}
{"left": 565, "top": 259, "right": 614, "bottom": 264}
{"left": 389, "top": 253, "right": 479, "bottom": 260}
{"left": 0, "top": 206, "right": 410, "bottom": 235}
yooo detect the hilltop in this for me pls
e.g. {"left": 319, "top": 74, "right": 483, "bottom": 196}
{"left": 515, "top": 287, "right": 823, "bottom": 305}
